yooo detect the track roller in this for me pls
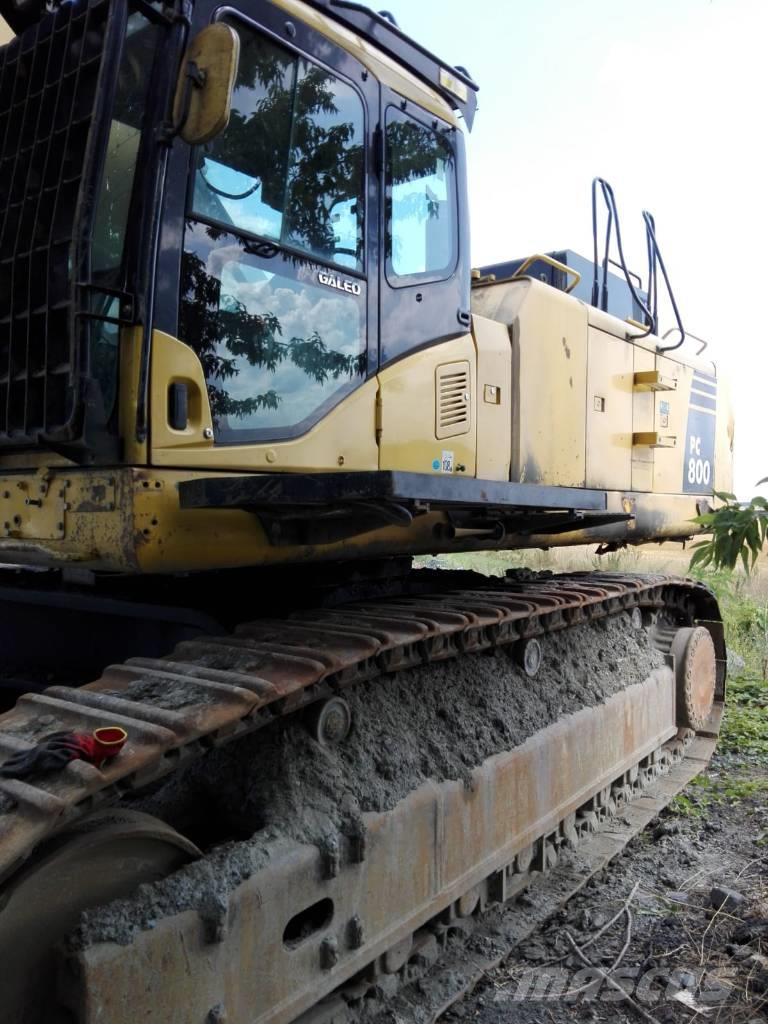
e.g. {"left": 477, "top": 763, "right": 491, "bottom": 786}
{"left": 515, "top": 638, "right": 542, "bottom": 678}
{"left": 308, "top": 697, "right": 353, "bottom": 746}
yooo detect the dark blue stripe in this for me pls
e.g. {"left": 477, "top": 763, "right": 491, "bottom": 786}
{"left": 691, "top": 393, "right": 717, "bottom": 411}
{"left": 692, "top": 379, "right": 717, "bottom": 396}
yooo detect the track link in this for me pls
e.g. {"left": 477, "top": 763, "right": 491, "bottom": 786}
{"left": 0, "top": 572, "right": 724, "bottom": 889}
{"left": 312, "top": 731, "right": 720, "bottom": 1024}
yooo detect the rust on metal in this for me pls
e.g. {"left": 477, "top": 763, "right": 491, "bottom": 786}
{"left": 671, "top": 625, "right": 717, "bottom": 730}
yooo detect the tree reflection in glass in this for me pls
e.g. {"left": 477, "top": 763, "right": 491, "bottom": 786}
{"left": 180, "top": 224, "right": 366, "bottom": 439}
{"left": 191, "top": 20, "right": 365, "bottom": 271}
{"left": 385, "top": 114, "right": 457, "bottom": 279}
{"left": 178, "top": 17, "right": 458, "bottom": 442}
{"left": 179, "top": 19, "right": 368, "bottom": 440}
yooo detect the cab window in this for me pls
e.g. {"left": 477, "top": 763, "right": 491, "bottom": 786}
{"left": 190, "top": 18, "right": 365, "bottom": 272}
{"left": 180, "top": 17, "right": 368, "bottom": 442}
{"left": 179, "top": 222, "right": 365, "bottom": 441}
{"left": 385, "top": 107, "right": 457, "bottom": 284}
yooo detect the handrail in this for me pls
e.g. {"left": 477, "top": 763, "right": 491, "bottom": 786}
{"left": 591, "top": 178, "right": 656, "bottom": 334}
{"left": 662, "top": 328, "right": 708, "bottom": 357}
{"left": 512, "top": 253, "right": 581, "bottom": 294}
{"left": 591, "top": 177, "right": 687, "bottom": 353}
{"left": 608, "top": 258, "right": 642, "bottom": 289}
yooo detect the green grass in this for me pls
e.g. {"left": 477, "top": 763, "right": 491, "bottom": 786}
{"left": 688, "top": 566, "right": 768, "bottom": 680}
{"left": 720, "top": 676, "right": 768, "bottom": 757}
{"left": 671, "top": 569, "right": 768, "bottom": 815}
{"left": 670, "top": 772, "right": 768, "bottom": 817}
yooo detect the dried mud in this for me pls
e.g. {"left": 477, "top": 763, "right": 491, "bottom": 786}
{"left": 104, "top": 676, "right": 217, "bottom": 709}
{"left": 74, "top": 613, "right": 663, "bottom": 948}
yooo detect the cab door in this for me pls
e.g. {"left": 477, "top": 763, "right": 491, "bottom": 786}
{"left": 379, "top": 86, "right": 471, "bottom": 366}
{"left": 156, "top": 0, "right": 382, "bottom": 462}
{"left": 375, "top": 87, "right": 476, "bottom": 475}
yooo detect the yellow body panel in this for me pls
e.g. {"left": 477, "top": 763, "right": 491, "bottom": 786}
{"left": 150, "top": 331, "right": 379, "bottom": 472}
{"left": 586, "top": 327, "right": 634, "bottom": 490}
{"left": 471, "top": 279, "right": 588, "bottom": 486}
{"left": 377, "top": 335, "right": 477, "bottom": 477}
{"left": 651, "top": 354, "right": 688, "bottom": 493}
{"left": 471, "top": 275, "right": 732, "bottom": 503}
{"left": 150, "top": 331, "right": 215, "bottom": 454}
{"left": 631, "top": 347, "right": 656, "bottom": 492}
{"left": 473, "top": 315, "right": 512, "bottom": 481}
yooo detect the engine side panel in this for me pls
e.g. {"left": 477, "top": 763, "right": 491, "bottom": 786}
{"left": 472, "top": 277, "right": 733, "bottom": 499}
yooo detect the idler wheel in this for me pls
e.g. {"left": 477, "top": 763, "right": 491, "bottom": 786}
{"left": 0, "top": 810, "right": 199, "bottom": 1024}
{"left": 670, "top": 626, "right": 716, "bottom": 731}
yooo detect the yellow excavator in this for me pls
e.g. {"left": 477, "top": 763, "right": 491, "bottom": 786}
{"left": 0, "top": 1, "right": 732, "bottom": 1021}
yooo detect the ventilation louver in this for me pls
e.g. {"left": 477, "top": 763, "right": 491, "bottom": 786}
{"left": 435, "top": 360, "right": 471, "bottom": 439}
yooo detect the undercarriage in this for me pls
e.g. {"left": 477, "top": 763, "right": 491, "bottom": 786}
{"left": 0, "top": 570, "right": 724, "bottom": 1023}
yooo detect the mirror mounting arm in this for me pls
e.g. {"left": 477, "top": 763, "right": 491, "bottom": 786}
{"left": 166, "top": 22, "right": 240, "bottom": 147}
{"left": 158, "top": 60, "right": 207, "bottom": 144}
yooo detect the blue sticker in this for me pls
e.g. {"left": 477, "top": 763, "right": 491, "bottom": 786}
{"left": 432, "top": 459, "right": 441, "bottom": 471}
{"left": 682, "top": 407, "right": 715, "bottom": 494}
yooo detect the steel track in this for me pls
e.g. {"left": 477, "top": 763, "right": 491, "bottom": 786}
{"left": 305, "top": 729, "right": 721, "bottom": 1024}
{"left": 0, "top": 572, "right": 723, "bottom": 889}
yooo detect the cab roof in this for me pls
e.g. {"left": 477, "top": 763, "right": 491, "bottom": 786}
{"left": 304, "top": 0, "right": 478, "bottom": 129}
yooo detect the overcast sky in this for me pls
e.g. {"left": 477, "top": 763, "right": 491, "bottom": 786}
{"left": 386, "top": 0, "right": 767, "bottom": 497}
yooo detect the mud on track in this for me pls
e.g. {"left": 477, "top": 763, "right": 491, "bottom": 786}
{"left": 73, "top": 612, "right": 662, "bottom": 949}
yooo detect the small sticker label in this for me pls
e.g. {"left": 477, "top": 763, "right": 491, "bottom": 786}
{"left": 431, "top": 459, "right": 441, "bottom": 471}
{"left": 441, "top": 450, "right": 454, "bottom": 473}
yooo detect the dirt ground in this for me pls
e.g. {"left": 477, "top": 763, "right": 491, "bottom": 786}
{"left": 447, "top": 751, "right": 768, "bottom": 1024}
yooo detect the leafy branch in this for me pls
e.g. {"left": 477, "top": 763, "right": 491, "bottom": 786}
{"left": 689, "top": 484, "right": 768, "bottom": 573}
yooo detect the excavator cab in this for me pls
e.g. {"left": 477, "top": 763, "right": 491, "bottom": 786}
{"left": 0, "top": 0, "right": 472, "bottom": 461}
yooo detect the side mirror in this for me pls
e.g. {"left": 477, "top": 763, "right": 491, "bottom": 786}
{"left": 173, "top": 23, "right": 240, "bottom": 146}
